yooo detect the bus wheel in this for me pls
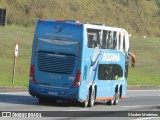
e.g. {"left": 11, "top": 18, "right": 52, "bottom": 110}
{"left": 80, "top": 99, "right": 88, "bottom": 107}
{"left": 83, "top": 100, "right": 89, "bottom": 107}
{"left": 114, "top": 93, "right": 119, "bottom": 105}
{"left": 107, "top": 95, "right": 115, "bottom": 105}
{"left": 80, "top": 95, "right": 89, "bottom": 107}
{"left": 88, "top": 89, "right": 95, "bottom": 107}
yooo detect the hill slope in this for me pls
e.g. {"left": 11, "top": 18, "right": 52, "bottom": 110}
{"left": 0, "top": 0, "right": 160, "bottom": 36}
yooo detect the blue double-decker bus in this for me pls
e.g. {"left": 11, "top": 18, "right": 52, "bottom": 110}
{"left": 29, "top": 19, "right": 135, "bottom": 107}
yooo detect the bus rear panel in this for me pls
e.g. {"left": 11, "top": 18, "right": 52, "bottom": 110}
{"left": 29, "top": 20, "right": 84, "bottom": 101}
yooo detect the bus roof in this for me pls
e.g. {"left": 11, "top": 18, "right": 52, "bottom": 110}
{"left": 38, "top": 19, "right": 128, "bottom": 33}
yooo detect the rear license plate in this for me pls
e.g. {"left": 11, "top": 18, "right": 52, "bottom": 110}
{"left": 48, "top": 91, "right": 58, "bottom": 95}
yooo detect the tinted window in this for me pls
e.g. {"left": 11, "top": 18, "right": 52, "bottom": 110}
{"left": 87, "top": 29, "right": 101, "bottom": 48}
{"left": 98, "top": 64, "right": 123, "bottom": 80}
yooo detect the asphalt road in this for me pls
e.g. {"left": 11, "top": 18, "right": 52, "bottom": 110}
{"left": 0, "top": 89, "right": 160, "bottom": 120}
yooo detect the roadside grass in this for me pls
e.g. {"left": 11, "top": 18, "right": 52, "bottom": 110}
{"left": 0, "top": 25, "right": 160, "bottom": 87}
{"left": 0, "top": 25, "right": 34, "bottom": 87}
{"left": 128, "top": 36, "right": 160, "bottom": 86}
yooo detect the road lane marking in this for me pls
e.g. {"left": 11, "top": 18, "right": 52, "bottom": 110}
{"left": 122, "top": 105, "right": 144, "bottom": 108}
{"left": 125, "top": 96, "right": 130, "bottom": 97}
{"left": 127, "top": 90, "right": 160, "bottom": 92}
{"left": 0, "top": 92, "right": 28, "bottom": 95}
{"left": 122, "top": 104, "right": 160, "bottom": 108}
{"left": 132, "top": 117, "right": 159, "bottom": 120}
{"left": 65, "top": 109, "right": 90, "bottom": 111}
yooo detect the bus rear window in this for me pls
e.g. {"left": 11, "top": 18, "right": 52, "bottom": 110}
{"left": 98, "top": 64, "right": 123, "bottom": 80}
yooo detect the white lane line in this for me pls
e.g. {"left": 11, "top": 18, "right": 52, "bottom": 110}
{"left": 127, "top": 90, "right": 160, "bottom": 92}
{"left": 132, "top": 117, "right": 159, "bottom": 120}
{"left": 122, "top": 104, "right": 160, "bottom": 108}
{"left": 65, "top": 109, "right": 90, "bottom": 111}
{"left": 122, "top": 105, "right": 144, "bottom": 108}
{"left": 125, "top": 96, "right": 130, "bottom": 98}
{"left": 0, "top": 92, "right": 28, "bottom": 95}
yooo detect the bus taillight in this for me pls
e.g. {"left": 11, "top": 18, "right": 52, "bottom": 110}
{"left": 29, "top": 65, "right": 36, "bottom": 84}
{"left": 39, "top": 19, "right": 44, "bottom": 22}
{"left": 71, "top": 70, "right": 81, "bottom": 88}
{"left": 77, "top": 22, "right": 81, "bottom": 26}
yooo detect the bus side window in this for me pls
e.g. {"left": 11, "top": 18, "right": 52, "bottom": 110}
{"left": 113, "top": 31, "right": 117, "bottom": 49}
{"left": 107, "top": 31, "right": 113, "bottom": 49}
{"left": 98, "top": 64, "right": 107, "bottom": 80}
{"left": 123, "top": 33, "right": 126, "bottom": 52}
{"left": 124, "top": 32, "right": 129, "bottom": 53}
{"left": 97, "top": 31, "right": 101, "bottom": 48}
{"left": 101, "top": 31, "right": 107, "bottom": 49}
{"left": 114, "top": 65, "right": 123, "bottom": 80}
{"left": 106, "top": 31, "right": 109, "bottom": 49}
{"left": 87, "top": 29, "right": 101, "bottom": 48}
{"left": 98, "top": 65, "right": 104, "bottom": 79}
{"left": 87, "top": 34, "right": 92, "bottom": 48}
{"left": 108, "top": 66, "right": 114, "bottom": 80}
{"left": 93, "top": 30, "right": 101, "bottom": 49}
{"left": 98, "top": 64, "right": 123, "bottom": 80}
{"left": 92, "top": 34, "right": 97, "bottom": 48}
{"left": 99, "top": 30, "right": 103, "bottom": 49}
{"left": 118, "top": 33, "right": 121, "bottom": 50}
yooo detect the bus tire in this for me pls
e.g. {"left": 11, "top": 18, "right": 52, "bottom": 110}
{"left": 88, "top": 89, "right": 95, "bottom": 107}
{"left": 114, "top": 93, "right": 119, "bottom": 105}
{"left": 80, "top": 99, "right": 88, "bottom": 108}
{"left": 80, "top": 94, "right": 89, "bottom": 107}
{"left": 83, "top": 100, "right": 89, "bottom": 107}
{"left": 107, "top": 95, "right": 115, "bottom": 106}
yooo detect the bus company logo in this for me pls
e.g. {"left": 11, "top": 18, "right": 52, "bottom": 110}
{"left": 53, "top": 26, "right": 63, "bottom": 33}
{"left": 102, "top": 53, "right": 120, "bottom": 62}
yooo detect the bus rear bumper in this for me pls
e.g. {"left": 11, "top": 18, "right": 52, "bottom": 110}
{"left": 29, "top": 82, "right": 80, "bottom": 100}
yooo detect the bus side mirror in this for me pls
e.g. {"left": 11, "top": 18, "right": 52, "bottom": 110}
{"left": 128, "top": 52, "right": 136, "bottom": 68}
